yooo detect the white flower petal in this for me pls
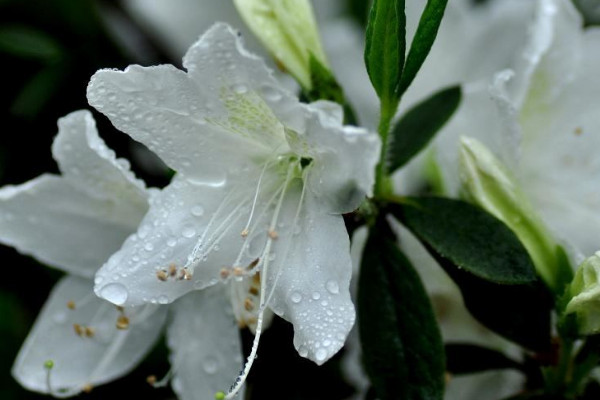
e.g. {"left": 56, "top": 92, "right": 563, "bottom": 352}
{"left": 13, "top": 276, "right": 167, "bottom": 396}
{"left": 95, "top": 172, "right": 276, "bottom": 307}
{"left": 266, "top": 190, "right": 355, "bottom": 365}
{"left": 289, "top": 102, "right": 380, "bottom": 213}
{"left": 52, "top": 110, "right": 148, "bottom": 207}
{"left": 0, "top": 175, "right": 145, "bottom": 278}
{"left": 167, "top": 287, "right": 244, "bottom": 400}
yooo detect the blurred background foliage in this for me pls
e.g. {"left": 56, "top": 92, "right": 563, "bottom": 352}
{"left": 0, "top": 0, "right": 597, "bottom": 399}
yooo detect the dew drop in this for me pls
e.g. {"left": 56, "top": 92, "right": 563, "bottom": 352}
{"left": 261, "top": 85, "right": 282, "bottom": 101}
{"left": 182, "top": 226, "right": 196, "bottom": 238}
{"left": 311, "top": 292, "right": 321, "bottom": 300}
{"left": 231, "top": 83, "right": 248, "bottom": 94}
{"left": 315, "top": 348, "right": 328, "bottom": 362}
{"left": 290, "top": 291, "right": 303, "bottom": 304}
{"left": 158, "top": 295, "right": 169, "bottom": 304}
{"left": 99, "top": 283, "right": 128, "bottom": 305}
{"left": 298, "top": 345, "right": 308, "bottom": 357}
{"left": 203, "top": 356, "right": 218, "bottom": 374}
{"left": 191, "top": 205, "right": 204, "bottom": 217}
{"left": 167, "top": 237, "right": 177, "bottom": 247}
{"left": 144, "top": 243, "right": 154, "bottom": 251}
{"left": 326, "top": 280, "right": 339, "bottom": 294}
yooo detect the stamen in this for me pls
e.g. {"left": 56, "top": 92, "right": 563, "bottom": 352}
{"left": 82, "top": 384, "right": 93, "bottom": 393}
{"left": 44, "top": 360, "right": 54, "bottom": 395}
{"left": 267, "top": 229, "right": 278, "bottom": 239}
{"left": 232, "top": 267, "right": 244, "bottom": 277}
{"left": 168, "top": 264, "right": 177, "bottom": 277}
{"left": 220, "top": 268, "right": 231, "bottom": 280}
{"left": 179, "top": 267, "right": 192, "bottom": 281}
{"left": 84, "top": 327, "right": 95, "bottom": 338}
{"left": 156, "top": 270, "right": 168, "bottom": 282}
{"left": 249, "top": 287, "right": 259, "bottom": 296}
{"left": 116, "top": 315, "right": 130, "bottom": 330}
{"left": 225, "top": 163, "right": 296, "bottom": 399}
{"left": 146, "top": 375, "right": 157, "bottom": 386}
{"left": 244, "top": 298, "right": 254, "bottom": 311}
{"left": 73, "top": 324, "right": 84, "bottom": 336}
{"left": 66, "top": 300, "right": 76, "bottom": 310}
{"left": 247, "top": 258, "right": 260, "bottom": 270}
{"left": 240, "top": 229, "right": 249, "bottom": 238}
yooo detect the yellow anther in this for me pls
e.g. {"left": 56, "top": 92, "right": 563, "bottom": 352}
{"left": 575, "top": 127, "right": 583, "bottom": 135}
{"left": 220, "top": 268, "right": 231, "bottom": 279}
{"left": 252, "top": 272, "right": 261, "bottom": 285}
{"left": 156, "top": 270, "right": 168, "bottom": 282}
{"left": 82, "top": 383, "right": 93, "bottom": 393}
{"left": 168, "top": 264, "right": 177, "bottom": 277}
{"left": 84, "top": 327, "right": 95, "bottom": 338}
{"left": 241, "top": 229, "right": 249, "bottom": 238}
{"left": 249, "top": 286, "right": 259, "bottom": 296}
{"left": 244, "top": 298, "right": 254, "bottom": 311}
{"left": 233, "top": 267, "right": 244, "bottom": 276}
{"left": 179, "top": 268, "right": 192, "bottom": 281}
{"left": 73, "top": 323, "right": 84, "bottom": 336}
{"left": 116, "top": 315, "right": 130, "bottom": 330}
{"left": 268, "top": 229, "right": 278, "bottom": 239}
{"left": 66, "top": 300, "right": 76, "bottom": 310}
{"left": 146, "top": 375, "right": 157, "bottom": 386}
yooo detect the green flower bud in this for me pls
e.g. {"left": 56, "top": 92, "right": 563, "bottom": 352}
{"left": 566, "top": 252, "right": 600, "bottom": 335}
{"left": 234, "top": 0, "right": 328, "bottom": 89}
{"left": 459, "top": 136, "right": 565, "bottom": 292}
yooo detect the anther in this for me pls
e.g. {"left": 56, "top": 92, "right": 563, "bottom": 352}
{"left": 244, "top": 298, "right": 254, "bottom": 311}
{"left": 575, "top": 127, "right": 583, "bottom": 135}
{"left": 240, "top": 229, "right": 249, "bottom": 238}
{"left": 84, "top": 327, "right": 95, "bottom": 338}
{"left": 156, "top": 270, "right": 168, "bottom": 282}
{"left": 116, "top": 315, "right": 130, "bottom": 330}
{"left": 168, "top": 264, "right": 177, "bottom": 277}
{"left": 179, "top": 267, "right": 192, "bottom": 281}
{"left": 232, "top": 267, "right": 244, "bottom": 277}
{"left": 268, "top": 229, "right": 278, "bottom": 239}
{"left": 220, "top": 268, "right": 231, "bottom": 279}
{"left": 146, "top": 375, "right": 157, "bottom": 386}
{"left": 73, "top": 323, "right": 84, "bottom": 336}
{"left": 247, "top": 258, "right": 260, "bottom": 270}
{"left": 249, "top": 286, "right": 259, "bottom": 296}
{"left": 215, "top": 391, "right": 226, "bottom": 400}
{"left": 82, "top": 383, "right": 93, "bottom": 393}
{"left": 66, "top": 300, "right": 76, "bottom": 310}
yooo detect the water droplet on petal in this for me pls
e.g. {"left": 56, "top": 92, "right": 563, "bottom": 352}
{"left": 144, "top": 243, "right": 154, "bottom": 251}
{"left": 99, "top": 283, "right": 128, "bottom": 305}
{"left": 203, "top": 356, "right": 218, "bottom": 374}
{"left": 311, "top": 292, "right": 321, "bottom": 300}
{"left": 290, "top": 291, "right": 302, "bottom": 304}
{"left": 158, "top": 295, "right": 169, "bottom": 304}
{"left": 167, "top": 237, "right": 177, "bottom": 247}
{"left": 326, "top": 280, "right": 339, "bottom": 294}
{"left": 191, "top": 205, "right": 204, "bottom": 217}
{"left": 182, "top": 226, "right": 196, "bottom": 238}
{"left": 298, "top": 345, "right": 308, "bottom": 357}
{"left": 315, "top": 348, "right": 327, "bottom": 362}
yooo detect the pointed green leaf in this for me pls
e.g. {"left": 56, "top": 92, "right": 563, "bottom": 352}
{"left": 359, "top": 222, "right": 444, "bottom": 400}
{"left": 387, "top": 86, "right": 461, "bottom": 172}
{"left": 390, "top": 197, "right": 552, "bottom": 350}
{"left": 390, "top": 197, "right": 537, "bottom": 284}
{"left": 0, "top": 25, "right": 62, "bottom": 61}
{"left": 364, "top": 0, "right": 405, "bottom": 105}
{"left": 397, "top": 0, "right": 449, "bottom": 96}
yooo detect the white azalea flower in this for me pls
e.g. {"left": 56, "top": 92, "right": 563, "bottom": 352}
{"left": 433, "top": 0, "right": 600, "bottom": 261}
{"left": 87, "top": 22, "right": 379, "bottom": 395}
{"left": 0, "top": 110, "right": 168, "bottom": 396}
{"left": 1, "top": 111, "right": 245, "bottom": 400}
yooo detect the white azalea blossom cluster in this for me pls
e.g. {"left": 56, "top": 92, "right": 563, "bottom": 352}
{"left": 2, "top": 0, "right": 600, "bottom": 399}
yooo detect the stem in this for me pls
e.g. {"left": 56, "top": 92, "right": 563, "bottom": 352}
{"left": 374, "top": 97, "right": 398, "bottom": 197}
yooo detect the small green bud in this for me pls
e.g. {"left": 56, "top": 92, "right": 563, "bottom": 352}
{"left": 215, "top": 391, "right": 226, "bottom": 400}
{"left": 44, "top": 360, "right": 54, "bottom": 369}
{"left": 459, "top": 136, "right": 567, "bottom": 292}
{"left": 566, "top": 252, "right": 600, "bottom": 334}
{"left": 233, "top": 0, "right": 328, "bottom": 89}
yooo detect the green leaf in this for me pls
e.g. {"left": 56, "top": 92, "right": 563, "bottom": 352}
{"left": 390, "top": 197, "right": 537, "bottom": 284}
{"left": 358, "top": 221, "right": 444, "bottom": 400}
{"left": 364, "top": 0, "right": 405, "bottom": 106}
{"left": 397, "top": 0, "right": 449, "bottom": 96}
{"left": 387, "top": 86, "right": 461, "bottom": 173}
{"left": 445, "top": 344, "right": 523, "bottom": 375}
{"left": 390, "top": 197, "right": 552, "bottom": 350}
{"left": 0, "top": 25, "right": 62, "bottom": 61}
